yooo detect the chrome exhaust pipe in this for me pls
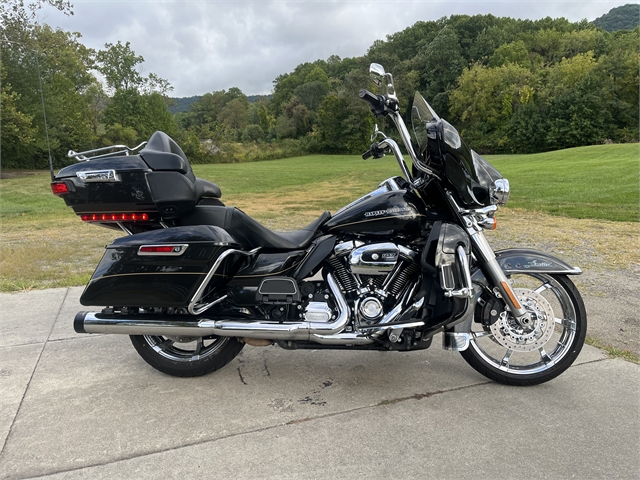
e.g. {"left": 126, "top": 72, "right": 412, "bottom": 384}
{"left": 76, "top": 273, "right": 363, "bottom": 343}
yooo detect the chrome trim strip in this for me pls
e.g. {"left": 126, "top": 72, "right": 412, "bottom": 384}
{"left": 360, "top": 320, "right": 424, "bottom": 333}
{"left": 76, "top": 170, "right": 121, "bottom": 183}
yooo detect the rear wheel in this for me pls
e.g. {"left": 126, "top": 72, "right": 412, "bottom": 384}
{"left": 130, "top": 334, "right": 244, "bottom": 377}
{"left": 461, "top": 273, "right": 586, "bottom": 386}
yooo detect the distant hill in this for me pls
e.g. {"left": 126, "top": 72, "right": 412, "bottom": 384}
{"left": 168, "top": 96, "right": 201, "bottom": 114}
{"left": 169, "top": 94, "right": 272, "bottom": 114}
{"left": 593, "top": 4, "right": 640, "bottom": 32}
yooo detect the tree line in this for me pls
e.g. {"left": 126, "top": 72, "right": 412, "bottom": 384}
{"left": 1, "top": 0, "right": 638, "bottom": 169}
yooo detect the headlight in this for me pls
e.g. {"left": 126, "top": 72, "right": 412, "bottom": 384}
{"left": 491, "top": 179, "right": 510, "bottom": 205}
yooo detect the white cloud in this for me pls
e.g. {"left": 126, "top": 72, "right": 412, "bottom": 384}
{"left": 39, "top": 0, "right": 634, "bottom": 96}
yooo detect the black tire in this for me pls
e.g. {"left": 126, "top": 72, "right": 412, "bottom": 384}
{"left": 461, "top": 274, "right": 587, "bottom": 386}
{"left": 130, "top": 334, "right": 244, "bottom": 377}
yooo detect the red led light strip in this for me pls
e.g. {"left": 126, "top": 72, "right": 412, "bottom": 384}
{"left": 80, "top": 213, "right": 150, "bottom": 222}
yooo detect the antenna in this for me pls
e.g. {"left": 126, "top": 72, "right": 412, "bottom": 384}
{"left": 3, "top": 38, "right": 56, "bottom": 181}
{"left": 34, "top": 45, "right": 54, "bottom": 182}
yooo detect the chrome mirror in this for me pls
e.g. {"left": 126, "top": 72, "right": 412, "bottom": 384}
{"left": 369, "top": 63, "right": 386, "bottom": 87}
{"left": 370, "top": 63, "right": 397, "bottom": 102}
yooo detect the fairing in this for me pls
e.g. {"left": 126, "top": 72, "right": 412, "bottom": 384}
{"left": 411, "top": 92, "right": 502, "bottom": 208}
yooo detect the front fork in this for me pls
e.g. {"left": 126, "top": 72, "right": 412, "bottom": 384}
{"left": 443, "top": 192, "right": 530, "bottom": 325}
{"left": 469, "top": 230, "right": 529, "bottom": 322}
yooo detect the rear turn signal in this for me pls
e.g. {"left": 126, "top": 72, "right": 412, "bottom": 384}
{"left": 51, "top": 182, "right": 70, "bottom": 196}
{"left": 80, "top": 213, "right": 151, "bottom": 222}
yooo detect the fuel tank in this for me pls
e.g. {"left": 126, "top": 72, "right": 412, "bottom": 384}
{"left": 322, "top": 188, "right": 427, "bottom": 238}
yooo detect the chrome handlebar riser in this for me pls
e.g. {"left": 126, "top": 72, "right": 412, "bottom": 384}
{"left": 377, "top": 138, "right": 413, "bottom": 183}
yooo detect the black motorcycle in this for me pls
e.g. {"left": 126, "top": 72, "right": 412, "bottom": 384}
{"left": 51, "top": 63, "right": 586, "bottom": 385}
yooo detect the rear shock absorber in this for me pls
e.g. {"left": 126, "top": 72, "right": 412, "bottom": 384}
{"left": 326, "top": 256, "right": 358, "bottom": 293}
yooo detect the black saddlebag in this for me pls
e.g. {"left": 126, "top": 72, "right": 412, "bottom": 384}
{"left": 80, "top": 226, "right": 241, "bottom": 308}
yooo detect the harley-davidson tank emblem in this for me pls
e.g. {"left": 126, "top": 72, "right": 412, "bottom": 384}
{"left": 364, "top": 206, "right": 412, "bottom": 217}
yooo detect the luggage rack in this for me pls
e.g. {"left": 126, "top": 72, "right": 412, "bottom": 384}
{"left": 68, "top": 142, "right": 147, "bottom": 162}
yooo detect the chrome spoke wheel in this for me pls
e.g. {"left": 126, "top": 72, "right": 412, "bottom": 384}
{"left": 461, "top": 273, "right": 586, "bottom": 386}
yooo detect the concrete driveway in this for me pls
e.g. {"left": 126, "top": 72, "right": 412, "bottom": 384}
{"left": 1, "top": 287, "right": 638, "bottom": 479}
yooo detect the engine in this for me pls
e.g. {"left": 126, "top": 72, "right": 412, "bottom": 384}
{"left": 325, "top": 241, "right": 420, "bottom": 326}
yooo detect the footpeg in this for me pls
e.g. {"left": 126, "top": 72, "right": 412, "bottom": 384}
{"left": 440, "top": 245, "right": 474, "bottom": 299}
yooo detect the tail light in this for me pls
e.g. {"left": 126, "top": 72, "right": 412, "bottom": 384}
{"left": 51, "top": 182, "right": 71, "bottom": 196}
{"left": 80, "top": 213, "right": 151, "bottom": 222}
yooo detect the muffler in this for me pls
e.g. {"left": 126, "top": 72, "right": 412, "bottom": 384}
{"left": 75, "top": 273, "right": 372, "bottom": 345}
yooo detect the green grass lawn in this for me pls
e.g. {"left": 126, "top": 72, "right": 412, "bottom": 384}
{"left": 1, "top": 143, "right": 638, "bottom": 222}
{"left": 0, "top": 143, "right": 637, "bottom": 291}
{"left": 486, "top": 143, "right": 639, "bottom": 222}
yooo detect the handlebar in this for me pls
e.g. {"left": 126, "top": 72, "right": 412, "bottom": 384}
{"left": 362, "top": 138, "right": 413, "bottom": 184}
{"left": 359, "top": 71, "right": 442, "bottom": 182}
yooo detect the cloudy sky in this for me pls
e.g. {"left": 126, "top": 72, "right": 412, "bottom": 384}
{"left": 38, "top": 0, "right": 634, "bottom": 97}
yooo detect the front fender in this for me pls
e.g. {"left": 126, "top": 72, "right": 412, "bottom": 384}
{"left": 494, "top": 248, "right": 582, "bottom": 275}
{"left": 471, "top": 247, "right": 581, "bottom": 291}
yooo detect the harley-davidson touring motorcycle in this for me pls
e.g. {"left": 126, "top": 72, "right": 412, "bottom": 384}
{"left": 51, "top": 63, "right": 586, "bottom": 385}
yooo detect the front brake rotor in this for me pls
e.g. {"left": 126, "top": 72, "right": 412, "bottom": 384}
{"left": 490, "top": 288, "right": 555, "bottom": 352}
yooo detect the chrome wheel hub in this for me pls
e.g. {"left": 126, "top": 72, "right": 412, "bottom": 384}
{"left": 490, "top": 288, "right": 555, "bottom": 352}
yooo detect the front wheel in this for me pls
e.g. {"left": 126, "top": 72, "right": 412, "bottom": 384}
{"left": 461, "top": 273, "right": 587, "bottom": 386}
{"left": 130, "top": 334, "right": 244, "bottom": 377}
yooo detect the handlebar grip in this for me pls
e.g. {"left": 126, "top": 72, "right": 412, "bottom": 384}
{"left": 358, "top": 88, "right": 385, "bottom": 116}
{"left": 362, "top": 149, "right": 373, "bottom": 160}
{"left": 359, "top": 89, "right": 379, "bottom": 104}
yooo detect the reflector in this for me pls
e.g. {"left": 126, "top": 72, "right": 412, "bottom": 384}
{"left": 138, "top": 244, "right": 188, "bottom": 256}
{"left": 139, "top": 246, "right": 176, "bottom": 253}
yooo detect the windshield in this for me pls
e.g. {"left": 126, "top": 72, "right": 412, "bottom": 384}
{"left": 410, "top": 92, "right": 439, "bottom": 152}
{"left": 410, "top": 91, "right": 503, "bottom": 207}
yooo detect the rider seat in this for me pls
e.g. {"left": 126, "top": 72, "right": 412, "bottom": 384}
{"left": 178, "top": 206, "right": 331, "bottom": 250}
